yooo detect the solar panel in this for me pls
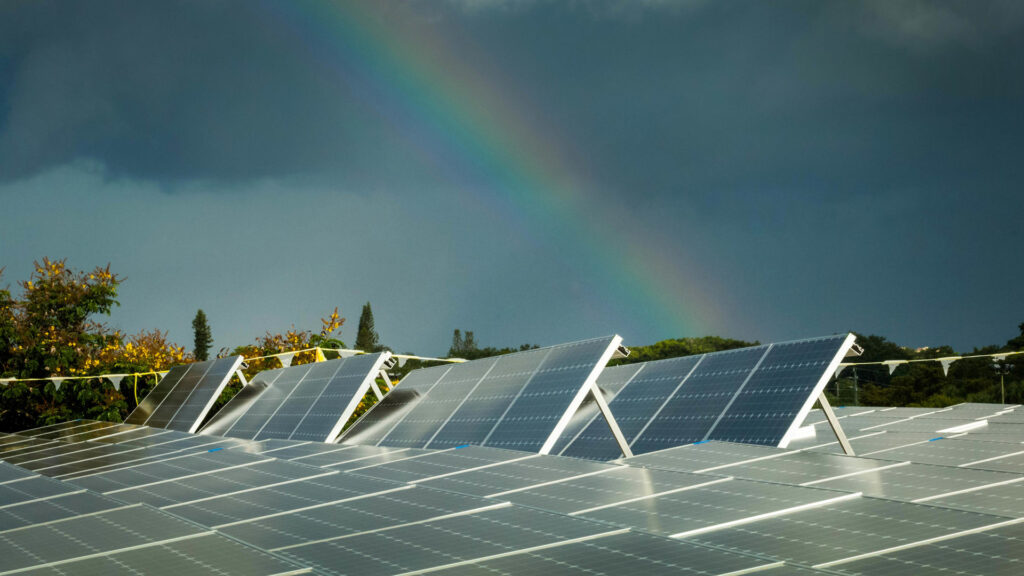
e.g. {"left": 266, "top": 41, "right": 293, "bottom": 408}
{"left": 106, "top": 459, "right": 335, "bottom": 508}
{"left": 163, "top": 473, "right": 408, "bottom": 528}
{"left": 0, "top": 474, "right": 81, "bottom": 506}
{"left": 125, "top": 356, "right": 244, "bottom": 433}
{"left": 558, "top": 334, "right": 856, "bottom": 459}
{"left": 926, "top": 480, "right": 1024, "bottom": 518}
{"left": 274, "top": 504, "right": 618, "bottom": 575}
{"left": 681, "top": 496, "right": 1012, "bottom": 567}
{"left": 709, "top": 450, "right": 899, "bottom": 485}
{"left": 46, "top": 436, "right": 246, "bottom": 480}
{"left": 811, "top": 462, "right": 1022, "bottom": 502}
{"left": 500, "top": 465, "right": 730, "bottom": 515}
{"left": 344, "top": 445, "right": 535, "bottom": 484}
{"left": 832, "top": 522, "right": 1024, "bottom": 575}
{"left": 0, "top": 461, "right": 37, "bottom": 483}
{"left": 25, "top": 532, "right": 306, "bottom": 576}
{"left": 577, "top": 479, "right": 856, "bottom": 537}
{"left": 427, "top": 530, "right": 779, "bottom": 576}
{"left": 200, "top": 352, "right": 393, "bottom": 442}
{"left": 622, "top": 440, "right": 793, "bottom": 473}
{"left": 417, "top": 454, "right": 616, "bottom": 497}
{"left": 0, "top": 491, "right": 125, "bottom": 532}
{"left": 865, "top": 437, "right": 1024, "bottom": 467}
{"left": 67, "top": 448, "right": 269, "bottom": 494}
{"left": 218, "top": 485, "right": 500, "bottom": 550}
{"left": 340, "top": 336, "right": 626, "bottom": 455}
{"left": 0, "top": 504, "right": 208, "bottom": 573}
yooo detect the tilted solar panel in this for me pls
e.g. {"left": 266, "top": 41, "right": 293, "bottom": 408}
{"left": 339, "top": 336, "right": 627, "bottom": 455}
{"left": 557, "top": 334, "right": 856, "bottom": 459}
{"left": 124, "top": 356, "right": 244, "bottom": 433}
{"left": 200, "top": 352, "right": 393, "bottom": 443}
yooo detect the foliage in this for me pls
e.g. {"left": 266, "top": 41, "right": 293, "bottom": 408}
{"left": 209, "top": 308, "right": 346, "bottom": 416}
{"left": 355, "top": 302, "right": 381, "bottom": 352}
{"left": 0, "top": 260, "right": 188, "bottom": 431}
{"left": 448, "top": 328, "right": 538, "bottom": 360}
{"left": 611, "top": 335, "right": 758, "bottom": 366}
{"left": 192, "top": 309, "right": 213, "bottom": 361}
{"left": 826, "top": 325, "right": 1024, "bottom": 407}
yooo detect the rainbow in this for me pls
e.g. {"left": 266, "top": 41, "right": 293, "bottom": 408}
{"left": 261, "top": 0, "right": 724, "bottom": 339}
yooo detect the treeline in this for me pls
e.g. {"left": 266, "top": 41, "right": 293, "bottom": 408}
{"left": 827, "top": 328, "right": 1024, "bottom": 408}
{"left": 2, "top": 259, "right": 1022, "bottom": 432}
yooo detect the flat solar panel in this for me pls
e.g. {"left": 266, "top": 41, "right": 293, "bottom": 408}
{"left": 577, "top": 479, "right": 856, "bottom": 537}
{"left": 0, "top": 491, "right": 125, "bottom": 532}
{"left": 345, "top": 445, "right": 535, "bottom": 484}
{"left": 201, "top": 352, "right": 393, "bottom": 442}
{"left": 0, "top": 504, "right": 208, "bottom": 573}
{"left": 163, "top": 473, "right": 408, "bottom": 528}
{"left": 67, "top": 448, "right": 269, "bottom": 494}
{"left": 0, "top": 474, "right": 81, "bottom": 506}
{"left": 106, "top": 459, "right": 335, "bottom": 508}
{"left": 622, "top": 440, "right": 793, "bottom": 473}
{"left": 0, "top": 461, "right": 37, "bottom": 483}
{"left": 711, "top": 450, "right": 898, "bottom": 485}
{"left": 811, "top": 462, "right": 1022, "bottom": 502}
{"left": 428, "top": 530, "right": 779, "bottom": 576}
{"left": 500, "top": 465, "right": 730, "bottom": 515}
{"left": 927, "top": 480, "right": 1024, "bottom": 517}
{"left": 681, "top": 496, "right": 1013, "bottom": 567}
{"left": 340, "top": 336, "right": 625, "bottom": 455}
{"left": 125, "top": 356, "right": 244, "bottom": 432}
{"left": 417, "top": 455, "right": 616, "bottom": 497}
{"left": 831, "top": 520, "right": 1024, "bottom": 575}
{"left": 218, "top": 485, "right": 500, "bottom": 550}
{"left": 275, "top": 504, "right": 618, "bottom": 576}
{"left": 23, "top": 532, "right": 307, "bottom": 576}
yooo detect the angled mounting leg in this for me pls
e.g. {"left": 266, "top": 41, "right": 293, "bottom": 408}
{"left": 589, "top": 381, "right": 634, "bottom": 459}
{"left": 235, "top": 370, "right": 249, "bottom": 387}
{"left": 370, "top": 370, "right": 388, "bottom": 401}
{"left": 818, "top": 392, "right": 854, "bottom": 456}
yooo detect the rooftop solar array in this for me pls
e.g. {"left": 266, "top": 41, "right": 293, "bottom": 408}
{"left": 339, "top": 336, "right": 627, "bottom": 454}
{"left": 554, "top": 334, "right": 857, "bottom": 460}
{"left": 124, "top": 355, "right": 244, "bottom": 432}
{"left": 3, "top": 337, "right": 1024, "bottom": 575}
{"left": 201, "top": 351, "right": 394, "bottom": 442}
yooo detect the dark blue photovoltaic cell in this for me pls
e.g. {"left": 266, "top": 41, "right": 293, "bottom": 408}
{"left": 125, "top": 357, "right": 243, "bottom": 433}
{"left": 709, "top": 335, "right": 849, "bottom": 445}
{"left": 341, "top": 337, "right": 619, "bottom": 454}
{"left": 208, "top": 353, "right": 391, "bottom": 442}
{"left": 338, "top": 364, "right": 452, "bottom": 447}
{"left": 560, "top": 357, "right": 703, "bottom": 460}
{"left": 425, "top": 350, "right": 549, "bottom": 449}
{"left": 624, "top": 345, "right": 769, "bottom": 455}
{"left": 560, "top": 335, "right": 851, "bottom": 459}
{"left": 484, "top": 341, "right": 614, "bottom": 452}
{"left": 548, "top": 364, "right": 642, "bottom": 456}
{"left": 379, "top": 358, "right": 499, "bottom": 448}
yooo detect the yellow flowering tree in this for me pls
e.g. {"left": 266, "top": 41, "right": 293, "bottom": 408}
{"left": 208, "top": 308, "right": 346, "bottom": 416}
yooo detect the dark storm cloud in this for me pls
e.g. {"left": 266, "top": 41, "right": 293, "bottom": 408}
{"left": 1, "top": 1, "right": 1023, "bottom": 353}
{"left": 0, "top": 0, "right": 427, "bottom": 184}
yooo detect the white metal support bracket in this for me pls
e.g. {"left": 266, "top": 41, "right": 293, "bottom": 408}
{"left": 235, "top": 369, "right": 248, "bottom": 388}
{"left": 589, "top": 381, "right": 634, "bottom": 459}
{"left": 818, "top": 392, "right": 854, "bottom": 456}
{"left": 371, "top": 370, "right": 387, "bottom": 401}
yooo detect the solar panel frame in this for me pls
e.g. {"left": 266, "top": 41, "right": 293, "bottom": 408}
{"left": 125, "top": 356, "right": 244, "bottom": 433}
{"left": 340, "top": 336, "right": 626, "bottom": 456}
{"left": 559, "top": 334, "right": 856, "bottom": 459}
{"left": 202, "top": 352, "right": 393, "bottom": 443}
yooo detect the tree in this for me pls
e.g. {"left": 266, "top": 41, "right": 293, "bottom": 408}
{"left": 192, "top": 309, "right": 213, "bottom": 361}
{"left": 355, "top": 302, "right": 380, "bottom": 352}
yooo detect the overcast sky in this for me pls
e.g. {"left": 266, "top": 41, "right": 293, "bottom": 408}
{"left": 1, "top": 0, "right": 1022, "bottom": 356}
